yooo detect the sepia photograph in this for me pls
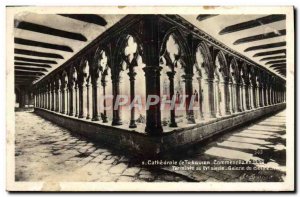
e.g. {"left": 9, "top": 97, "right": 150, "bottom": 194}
{"left": 6, "top": 6, "right": 295, "bottom": 191}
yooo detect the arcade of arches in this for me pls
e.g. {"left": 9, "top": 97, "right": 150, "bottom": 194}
{"left": 16, "top": 15, "right": 286, "bottom": 155}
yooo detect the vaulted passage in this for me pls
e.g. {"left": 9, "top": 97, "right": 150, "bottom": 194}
{"left": 15, "top": 107, "right": 286, "bottom": 182}
{"left": 15, "top": 14, "right": 286, "bottom": 156}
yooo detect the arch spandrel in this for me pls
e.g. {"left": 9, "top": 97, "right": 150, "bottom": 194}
{"left": 113, "top": 31, "right": 143, "bottom": 67}
{"left": 160, "top": 27, "right": 194, "bottom": 74}
{"left": 195, "top": 41, "right": 213, "bottom": 79}
{"left": 229, "top": 58, "right": 239, "bottom": 83}
{"left": 214, "top": 50, "right": 229, "bottom": 82}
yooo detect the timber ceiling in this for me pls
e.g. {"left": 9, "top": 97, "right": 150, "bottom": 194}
{"left": 14, "top": 14, "right": 286, "bottom": 86}
{"left": 14, "top": 13, "right": 125, "bottom": 86}
{"left": 183, "top": 14, "right": 286, "bottom": 77}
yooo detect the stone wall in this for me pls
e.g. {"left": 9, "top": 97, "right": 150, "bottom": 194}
{"left": 35, "top": 103, "right": 286, "bottom": 156}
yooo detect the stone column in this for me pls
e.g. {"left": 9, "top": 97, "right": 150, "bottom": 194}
{"left": 235, "top": 82, "right": 241, "bottom": 112}
{"left": 250, "top": 84, "right": 254, "bottom": 109}
{"left": 92, "top": 73, "right": 100, "bottom": 121}
{"left": 35, "top": 91, "right": 38, "bottom": 108}
{"left": 75, "top": 83, "right": 78, "bottom": 117}
{"left": 60, "top": 82, "right": 65, "bottom": 114}
{"left": 36, "top": 91, "right": 38, "bottom": 108}
{"left": 255, "top": 84, "right": 259, "bottom": 107}
{"left": 101, "top": 77, "right": 108, "bottom": 123}
{"left": 272, "top": 87, "right": 275, "bottom": 104}
{"left": 245, "top": 84, "right": 250, "bottom": 110}
{"left": 219, "top": 81, "right": 228, "bottom": 115}
{"left": 206, "top": 78, "right": 216, "bottom": 118}
{"left": 66, "top": 87, "right": 69, "bottom": 114}
{"left": 112, "top": 75, "right": 122, "bottom": 125}
{"left": 214, "top": 79, "right": 221, "bottom": 117}
{"left": 41, "top": 88, "right": 46, "bottom": 109}
{"left": 166, "top": 71, "right": 177, "bottom": 127}
{"left": 41, "top": 90, "right": 46, "bottom": 109}
{"left": 42, "top": 90, "right": 44, "bottom": 108}
{"left": 45, "top": 86, "right": 48, "bottom": 109}
{"left": 268, "top": 87, "right": 271, "bottom": 105}
{"left": 55, "top": 80, "right": 60, "bottom": 112}
{"left": 39, "top": 91, "right": 41, "bottom": 108}
{"left": 42, "top": 91, "right": 44, "bottom": 108}
{"left": 40, "top": 91, "right": 42, "bottom": 108}
{"left": 34, "top": 92, "right": 37, "bottom": 107}
{"left": 37, "top": 91, "right": 39, "bottom": 108}
{"left": 68, "top": 81, "right": 74, "bottom": 116}
{"left": 197, "top": 77, "right": 204, "bottom": 119}
{"left": 261, "top": 86, "right": 265, "bottom": 107}
{"left": 128, "top": 70, "right": 137, "bottom": 128}
{"left": 252, "top": 84, "right": 256, "bottom": 108}
{"left": 274, "top": 88, "right": 277, "bottom": 104}
{"left": 243, "top": 84, "right": 249, "bottom": 110}
{"left": 44, "top": 88, "right": 46, "bottom": 108}
{"left": 48, "top": 84, "right": 51, "bottom": 110}
{"left": 264, "top": 86, "right": 267, "bottom": 106}
{"left": 239, "top": 82, "right": 244, "bottom": 111}
{"left": 274, "top": 89, "right": 276, "bottom": 104}
{"left": 266, "top": 86, "right": 269, "bottom": 106}
{"left": 51, "top": 82, "right": 55, "bottom": 111}
{"left": 141, "top": 15, "right": 163, "bottom": 135}
{"left": 44, "top": 90, "right": 46, "bottom": 108}
{"left": 38, "top": 91, "right": 40, "bottom": 108}
{"left": 231, "top": 82, "right": 236, "bottom": 113}
{"left": 249, "top": 84, "right": 253, "bottom": 109}
{"left": 41, "top": 91, "right": 43, "bottom": 108}
{"left": 227, "top": 81, "right": 233, "bottom": 114}
{"left": 143, "top": 66, "right": 163, "bottom": 134}
{"left": 45, "top": 88, "right": 47, "bottom": 108}
{"left": 184, "top": 74, "right": 195, "bottom": 124}
{"left": 86, "top": 78, "right": 90, "bottom": 119}
{"left": 201, "top": 78, "right": 210, "bottom": 118}
{"left": 270, "top": 87, "right": 272, "bottom": 105}
{"left": 78, "top": 79, "right": 84, "bottom": 118}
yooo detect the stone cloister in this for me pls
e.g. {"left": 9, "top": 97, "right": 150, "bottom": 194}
{"left": 28, "top": 15, "right": 286, "bottom": 155}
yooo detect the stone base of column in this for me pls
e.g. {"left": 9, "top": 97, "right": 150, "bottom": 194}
{"left": 210, "top": 112, "right": 217, "bottom": 119}
{"left": 129, "top": 120, "right": 137, "bottom": 128}
{"left": 169, "top": 121, "right": 178, "bottom": 127}
{"left": 145, "top": 125, "right": 163, "bottom": 136}
{"left": 112, "top": 119, "right": 122, "bottom": 126}
{"left": 200, "top": 114, "right": 205, "bottom": 120}
{"left": 78, "top": 114, "right": 84, "bottom": 119}
{"left": 187, "top": 118, "right": 196, "bottom": 124}
{"left": 186, "top": 116, "right": 196, "bottom": 124}
{"left": 92, "top": 116, "right": 99, "bottom": 121}
{"left": 102, "top": 115, "right": 108, "bottom": 123}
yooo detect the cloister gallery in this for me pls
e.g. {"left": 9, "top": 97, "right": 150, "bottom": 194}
{"left": 15, "top": 14, "right": 286, "bottom": 155}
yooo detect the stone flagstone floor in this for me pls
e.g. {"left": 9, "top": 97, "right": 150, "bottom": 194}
{"left": 161, "top": 110, "right": 286, "bottom": 182}
{"left": 15, "top": 111, "right": 188, "bottom": 182}
{"left": 15, "top": 109, "right": 286, "bottom": 182}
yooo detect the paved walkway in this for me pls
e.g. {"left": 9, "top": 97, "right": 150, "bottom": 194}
{"left": 162, "top": 110, "right": 286, "bottom": 182}
{"left": 15, "top": 111, "right": 188, "bottom": 182}
{"left": 15, "top": 110, "right": 286, "bottom": 182}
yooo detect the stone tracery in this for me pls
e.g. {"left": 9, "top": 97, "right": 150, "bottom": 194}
{"left": 31, "top": 15, "right": 286, "bottom": 136}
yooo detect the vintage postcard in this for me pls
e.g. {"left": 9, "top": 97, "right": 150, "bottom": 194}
{"left": 6, "top": 6, "right": 294, "bottom": 191}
